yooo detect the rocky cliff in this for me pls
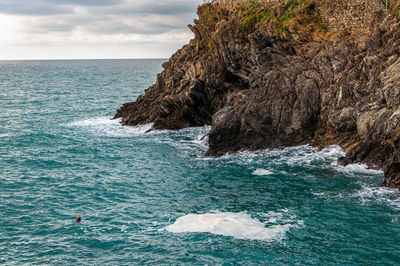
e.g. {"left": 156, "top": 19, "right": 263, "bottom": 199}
{"left": 115, "top": 0, "right": 400, "bottom": 189}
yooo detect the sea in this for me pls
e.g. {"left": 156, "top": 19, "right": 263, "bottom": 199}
{"left": 1, "top": 59, "right": 400, "bottom": 265}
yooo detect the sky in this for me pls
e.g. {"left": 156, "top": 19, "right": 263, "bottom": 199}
{"left": 0, "top": 0, "right": 203, "bottom": 60}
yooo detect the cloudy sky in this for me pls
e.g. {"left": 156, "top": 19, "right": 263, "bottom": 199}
{"left": 0, "top": 0, "right": 203, "bottom": 60}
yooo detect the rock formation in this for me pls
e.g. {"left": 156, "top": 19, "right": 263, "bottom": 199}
{"left": 115, "top": 0, "right": 400, "bottom": 189}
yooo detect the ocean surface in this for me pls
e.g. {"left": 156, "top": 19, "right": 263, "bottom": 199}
{"left": 1, "top": 59, "right": 400, "bottom": 265}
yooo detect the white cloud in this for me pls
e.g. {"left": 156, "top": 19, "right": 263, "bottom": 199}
{"left": 0, "top": 14, "right": 26, "bottom": 45}
{"left": 0, "top": 0, "right": 203, "bottom": 59}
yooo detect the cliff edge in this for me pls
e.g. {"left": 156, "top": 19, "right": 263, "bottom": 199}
{"left": 115, "top": 0, "right": 400, "bottom": 188}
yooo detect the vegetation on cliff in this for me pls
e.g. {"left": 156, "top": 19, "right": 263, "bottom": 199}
{"left": 199, "top": 0, "right": 332, "bottom": 40}
{"left": 115, "top": 0, "right": 400, "bottom": 189}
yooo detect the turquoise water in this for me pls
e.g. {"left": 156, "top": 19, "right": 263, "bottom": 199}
{"left": 1, "top": 59, "right": 400, "bottom": 265}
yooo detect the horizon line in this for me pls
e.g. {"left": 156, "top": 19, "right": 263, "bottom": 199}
{"left": 0, "top": 58, "right": 169, "bottom": 61}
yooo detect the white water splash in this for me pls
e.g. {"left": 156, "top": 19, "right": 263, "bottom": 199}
{"left": 335, "top": 163, "right": 383, "bottom": 175}
{"left": 351, "top": 186, "right": 400, "bottom": 209}
{"left": 284, "top": 145, "right": 345, "bottom": 167}
{"left": 191, "top": 132, "right": 209, "bottom": 147}
{"left": 249, "top": 145, "right": 382, "bottom": 175}
{"left": 67, "top": 117, "right": 153, "bottom": 137}
{"left": 253, "top": 169, "right": 273, "bottom": 176}
{"left": 163, "top": 211, "right": 303, "bottom": 241}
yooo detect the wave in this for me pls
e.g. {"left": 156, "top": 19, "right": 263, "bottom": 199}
{"left": 253, "top": 169, "right": 273, "bottom": 176}
{"left": 350, "top": 186, "right": 400, "bottom": 209}
{"left": 283, "top": 145, "right": 345, "bottom": 168}
{"left": 205, "top": 145, "right": 381, "bottom": 174}
{"left": 0, "top": 133, "right": 10, "bottom": 138}
{"left": 191, "top": 132, "right": 209, "bottom": 147}
{"left": 67, "top": 117, "right": 212, "bottom": 142}
{"left": 313, "top": 185, "right": 400, "bottom": 210}
{"left": 163, "top": 210, "right": 303, "bottom": 241}
{"left": 66, "top": 117, "right": 154, "bottom": 137}
{"left": 250, "top": 145, "right": 381, "bottom": 175}
{"left": 335, "top": 163, "right": 383, "bottom": 176}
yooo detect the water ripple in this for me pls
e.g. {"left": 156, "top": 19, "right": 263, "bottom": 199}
{"left": 1, "top": 60, "right": 399, "bottom": 265}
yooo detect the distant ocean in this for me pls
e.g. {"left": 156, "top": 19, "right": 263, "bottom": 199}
{"left": 1, "top": 59, "right": 399, "bottom": 264}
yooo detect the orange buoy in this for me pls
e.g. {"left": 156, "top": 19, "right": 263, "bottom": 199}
{"left": 77, "top": 216, "right": 81, "bottom": 223}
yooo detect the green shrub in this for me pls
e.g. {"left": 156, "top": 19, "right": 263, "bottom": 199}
{"left": 239, "top": 0, "right": 273, "bottom": 33}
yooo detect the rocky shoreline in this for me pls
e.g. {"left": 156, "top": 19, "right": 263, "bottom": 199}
{"left": 115, "top": 0, "right": 400, "bottom": 189}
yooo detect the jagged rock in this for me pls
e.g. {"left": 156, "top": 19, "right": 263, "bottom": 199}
{"left": 115, "top": 0, "right": 400, "bottom": 189}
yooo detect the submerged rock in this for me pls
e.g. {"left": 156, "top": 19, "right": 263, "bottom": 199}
{"left": 115, "top": 0, "right": 400, "bottom": 189}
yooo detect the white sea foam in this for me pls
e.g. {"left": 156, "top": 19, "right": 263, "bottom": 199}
{"left": 67, "top": 117, "right": 154, "bottom": 137}
{"left": 253, "top": 169, "right": 273, "bottom": 176}
{"left": 174, "top": 126, "right": 210, "bottom": 148}
{"left": 286, "top": 145, "right": 383, "bottom": 175}
{"left": 163, "top": 211, "right": 303, "bottom": 241}
{"left": 215, "top": 145, "right": 343, "bottom": 168}
{"left": 154, "top": 127, "right": 211, "bottom": 157}
{"left": 198, "top": 145, "right": 347, "bottom": 172}
{"left": 351, "top": 186, "right": 400, "bottom": 209}
{"left": 312, "top": 183, "right": 400, "bottom": 210}
{"left": 284, "top": 145, "right": 345, "bottom": 167}
{"left": 336, "top": 163, "right": 383, "bottom": 175}
{"left": 192, "top": 133, "right": 209, "bottom": 147}
{"left": 69, "top": 117, "right": 117, "bottom": 127}
{"left": 199, "top": 144, "right": 385, "bottom": 179}
{"left": 244, "top": 145, "right": 382, "bottom": 176}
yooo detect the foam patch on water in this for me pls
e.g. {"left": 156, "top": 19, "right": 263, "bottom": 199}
{"left": 173, "top": 127, "right": 211, "bottom": 148}
{"left": 232, "top": 145, "right": 383, "bottom": 176}
{"left": 351, "top": 186, "right": 400, "bottom": 209}
{"left": 336, "top": 163, "right": 383, "bottom": 175}
{"left": 213, "top": 145, "right": 345, "bottom": 168}
{"left": 283, "top": 145, "right": 383, "bottom": 175}
{"left": 152, "top": 126, "right": 211, "bottom": 157}
{"left": 191, "top": 133, "right": 209, "bottom": 147}
{"left": 67, "top": 117, "right": 153, "bottom": 137}
{"left": 163, "top": 211, "right": 303, "bottom": 241}
{"left": 253, "top": 169, "right": 273, "bottom": 176}
{"left": 284, "top": 145, "right": 345, "bottom": 168}
{"left": 312, "top": 183, "right": 400, "bottom": 210}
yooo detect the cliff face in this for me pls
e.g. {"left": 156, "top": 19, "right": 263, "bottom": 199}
{"left": 115, "top": 0, "right": 400, "bottom": 189}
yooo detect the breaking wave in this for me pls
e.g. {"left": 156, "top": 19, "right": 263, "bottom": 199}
{"left": 67, "top": 117, "right": 153, "bottom": 137}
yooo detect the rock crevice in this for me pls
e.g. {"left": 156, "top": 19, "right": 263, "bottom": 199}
{"left": 115, "top": 0, "right": 400, "bottom": 189}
